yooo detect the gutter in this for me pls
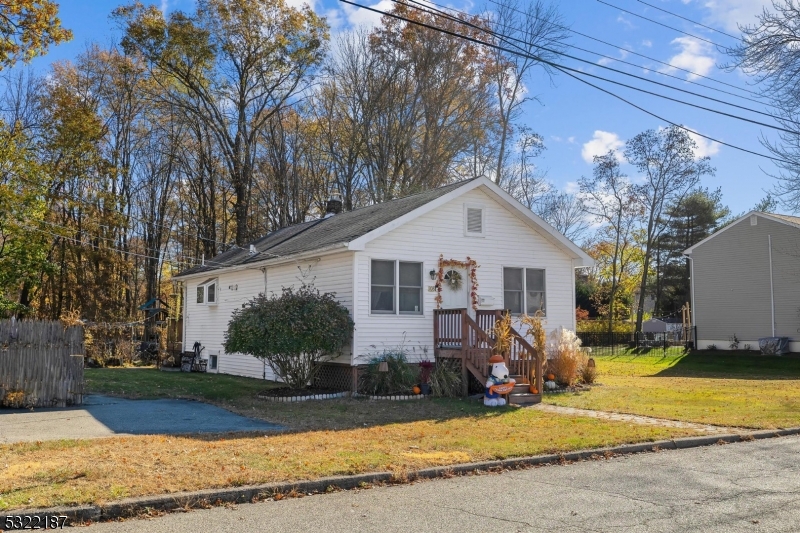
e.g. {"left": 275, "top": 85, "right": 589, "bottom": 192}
{"left": 171, "top": 243, "right": 350, "bottom": 281}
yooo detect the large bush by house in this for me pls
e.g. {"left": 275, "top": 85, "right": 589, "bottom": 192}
{"left": 224, "top": 286, "right": 354, "bottom": 389}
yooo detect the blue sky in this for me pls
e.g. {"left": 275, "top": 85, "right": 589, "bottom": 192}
{"left": 21, "top": 0, "right": 785, "bottom": 215}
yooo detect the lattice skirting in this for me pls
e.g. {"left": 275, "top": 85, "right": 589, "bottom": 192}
{"left": 313, "top": 362, "right": 358, "bottom": 392}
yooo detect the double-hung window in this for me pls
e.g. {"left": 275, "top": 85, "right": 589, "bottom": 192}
{"left": 503, "top": 267, "right": 546, "bottom": 315}
{"left": 196, "top": 278, "right": 218, "bottom": 305}
{"left": 370, "top": 260, "right": 423, "bottom": 315}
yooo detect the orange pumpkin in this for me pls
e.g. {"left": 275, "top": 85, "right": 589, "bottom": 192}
{"left": 547, "top": 373, "right": 555, "bottom": 381}
{"left": 412, "top": 386, "right": 421, "bottom": 395}
{"left": 529, "top": 386, "right": 539, "bottom": 394}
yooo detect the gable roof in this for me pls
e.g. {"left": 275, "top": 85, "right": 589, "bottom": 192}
{"left": 175, "top": 176, "right": 593, "bottom": 279}
{"left": 683, "top": 211, "right": 800, "bottom": 256}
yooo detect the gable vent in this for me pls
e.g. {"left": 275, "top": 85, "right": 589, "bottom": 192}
{"left": 750, "top": 215, "right": 758, "bottom": 226}
{"left": 466, "top": 207, "right": 483, "bottom": 234}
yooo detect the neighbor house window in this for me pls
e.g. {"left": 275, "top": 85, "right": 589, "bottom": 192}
{"left": 503, "top": 267, "right": 546, "bottom": 315}
{"left": 370, "top": 260, "right": 423, "bottom": 315}
{"left": 196, "top": 278, "right": 218, "bottom": 305}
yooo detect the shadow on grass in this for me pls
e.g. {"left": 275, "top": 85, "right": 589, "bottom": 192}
{"left": 80, "top": 367, "right": 508, "bottom": 437}
{"left": 651, "top": 351, "right": 800, "bottom": 380}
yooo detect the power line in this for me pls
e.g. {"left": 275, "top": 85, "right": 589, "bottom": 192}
{"left": 416, "top": 0, "right": 761, "bottom": 106}
{"left": 392, "top": 0, "right": 797, "bottom": 134}
{"left": 485, "top": 0, "right": 762, "bottom": 99}
{"left": 342, "top": 0, "right": 793, "bottom": 165}
{"left": 597, "top": 0, "right": 725, "bottom": 48}
{"left": 635, "top": 0, "right": 740, "bottom": 40}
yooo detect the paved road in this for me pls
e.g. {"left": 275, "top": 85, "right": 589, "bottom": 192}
{"left": 0, "top": 395, "right": 282, "bottom": 443}
{"left": 88, "top": 435, "right": 800, "bottom": 533}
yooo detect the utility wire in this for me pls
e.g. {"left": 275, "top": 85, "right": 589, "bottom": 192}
{"left": 597, "top": 0, "right": 725, "bottom": 47}
{"left": 413, "top": 0, "right": 760, "bottom": 106}
{"left": 342, "top": 0, "right": 793, "bottom": 165}
{"left": 392, "top": 0, "right": 797, "bottom": 134}
{"left": 635, "top": 0, "right": 740, "bottom": 40}
{"left": 485, "top": 0, "right": 761, "bottom": 98}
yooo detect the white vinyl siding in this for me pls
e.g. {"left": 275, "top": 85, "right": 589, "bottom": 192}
{"left": 354, "top": 189, "right": 575, "bottom": 363}
{"left": 183, "top": 251, "right": 354, "bottom": 380}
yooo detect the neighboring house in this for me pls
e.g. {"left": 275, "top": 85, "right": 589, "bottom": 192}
{"left": 173, "top": 177, "right": 593, "bottom": 390}
{"left": 642, "top": 317, "right": 684, "bottom": 342}
{"left": 684, "top": 211, "right": 800, "bottom": 352}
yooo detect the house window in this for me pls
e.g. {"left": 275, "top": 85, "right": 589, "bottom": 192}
{"left": 210, "top": 354, "right": 218, "bottom": 370}
{"left": 399, "top": 262, "right": 422, "bottom": 314}
{"left": 503, "top": 267, "right": 546, "bottom": 315}
{"left": 196, "top": 278, "right": 218, "bottom": 305}
{"left": 206, "top": 281, "right": 216, "bottom": 304}
{"left": 371, "top": 260, "right": 395, "bottom": 313}
{"left": 370, "top": 260, "right": 423, "bottom": 315}
{"left": 464, "top": 204, "right": 485, "bottom": 236}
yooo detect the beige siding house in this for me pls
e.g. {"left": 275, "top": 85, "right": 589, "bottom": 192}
{"left": 684, "top": 212, "right": 800, "bottom": 352}
{"left": 173, "top": 177, "right": 592, "bottom": 385}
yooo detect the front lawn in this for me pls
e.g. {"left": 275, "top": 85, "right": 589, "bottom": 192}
{"left": 0, "top": 368, "right": 699, "bottom": 511}
{"left": 545, "top": 352, "right": 800, "bottom": 429}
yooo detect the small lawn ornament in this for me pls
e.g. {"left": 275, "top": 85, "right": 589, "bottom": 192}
{"left": 484, "top": 354, "right": 515, "bottom": 407}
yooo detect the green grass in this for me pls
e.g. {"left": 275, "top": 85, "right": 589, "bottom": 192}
{"left": 545, "top": 351, "right": 800, "bottom": 429}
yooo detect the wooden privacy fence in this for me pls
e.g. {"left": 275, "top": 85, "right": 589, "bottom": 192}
{"left": 0, "top": 319, "right": 85, "bottom": 408}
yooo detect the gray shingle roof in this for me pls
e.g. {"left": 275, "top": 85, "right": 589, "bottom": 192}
{"left": 176, "top": 179, "right": 476, "bottom": 278}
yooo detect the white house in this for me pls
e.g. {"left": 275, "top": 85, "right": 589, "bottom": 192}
{"left": 174, "top": 177, "right": 593, "bottom": 389}
{"left": 684, "top": 211, "right": 800, "bottom": 353}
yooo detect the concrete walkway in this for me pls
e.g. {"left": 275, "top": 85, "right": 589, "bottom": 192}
{"left": 87, "top": 435, "right": 800, "bottom": 532}
{"left": 533, "top": 403, "right": 739, "bottom": 433}
{"left": 0, "top": 395, "right": 283, "bottom": 443}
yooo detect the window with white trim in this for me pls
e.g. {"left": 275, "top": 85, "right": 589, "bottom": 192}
{"left": 370, "top": 260, "right": 423, "bottom": 315}
{"left": 464, "top": 204, "right": 485, "bottom": 236}
{"left": 196, "top": 278, "right": 218, "bottom": 305}
{"left": 503, "top": 267, "right": 546, "bottom": 315}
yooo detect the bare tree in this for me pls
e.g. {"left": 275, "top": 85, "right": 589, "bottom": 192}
{"left": 486, "top": 0, "right": 568, "bottom": 187}
{"left": 726, "top": 1, "right": 800, "bottom": 212}
{"left": 115, "top": 0, "right": 328, "bottom": 245}
{"left": 537, "top": 190, "right": 589, "bottom": 241}
{"left": 625, "top": 126, "right": 714, "bottom": 332}
{"left": 579, "top": 151, "right": 643, "bottom": 333}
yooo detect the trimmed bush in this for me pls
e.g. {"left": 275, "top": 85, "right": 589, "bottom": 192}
{"left": 224, "top": 286, "right": 354, "bottom": 389}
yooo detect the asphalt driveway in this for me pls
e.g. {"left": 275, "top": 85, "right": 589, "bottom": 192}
{"left": 0, "top": 394, "right": 283, "bottom": 443}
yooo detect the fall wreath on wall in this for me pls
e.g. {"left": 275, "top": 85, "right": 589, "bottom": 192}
{"left": 434, "top": 254, "right": 479, "bottom": 310}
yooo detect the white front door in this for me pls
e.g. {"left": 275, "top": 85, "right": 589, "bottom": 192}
{"left": 440, "top": 268, "right": 470, "bottom": 310}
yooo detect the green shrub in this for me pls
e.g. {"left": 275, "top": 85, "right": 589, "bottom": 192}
{"left": 576, "top": 320, "right": 635, "bottom": 334}
{"left": 359, "top": 350, "right": 417, "bottom": 395}
{"left": 224, "top": 286, "right": 354, "bottom": 389}
{"left": 429, "top": 359, "right": 462, "bottom": 398}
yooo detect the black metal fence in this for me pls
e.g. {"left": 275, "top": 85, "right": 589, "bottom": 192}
{"left": 576, "top": 327, "right": 696, "bottom": 357}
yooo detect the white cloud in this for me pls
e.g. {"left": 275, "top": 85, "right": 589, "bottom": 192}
{"left": 582, "top": 131, "right": 625, "bottom": 164}
{"left": 617, "top": 15, "right": 635, "bottom": 28}
{"left": 565, "top": 181, "right": 580, "bottom": 194}
{"left": 686, "top": 128, "right": 721, "bottom": 158}
{"left": 641, "top": 39, "right": 653, "bottom": 48}
{"left": 659, "top": 37, "right": 715, "bottom": 81}
{"left": 697, "top": 0, "right": 771, "bottom": 33}
{"left": 341, "top": 0, "right": 395, "bottom": 29}
{"left": 567, "top": 136, "right": 576, "bottom": 144}
{"left": 285, "top": 0, "right": 318, "bottom": 9}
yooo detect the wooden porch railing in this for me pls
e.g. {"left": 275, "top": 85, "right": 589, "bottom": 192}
{"left": 433, "top": 308, "right": 543, "bottom": 394}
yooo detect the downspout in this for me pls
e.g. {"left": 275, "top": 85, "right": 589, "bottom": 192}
{"left": 688, "top": 256, "right": 696, "bottom": 329}
{"left": 571, "top": 259, "right": 577, "bottom": 332}
{"left": 769, "top": 235, "right": 775, "bottom": 337}
{"left": 262, "top": 266, "right": 268, "bottom": 380}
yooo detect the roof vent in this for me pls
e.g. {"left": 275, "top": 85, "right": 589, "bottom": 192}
{"left": 249, "top": 244, "right": 257, "bottom": 255}
{"left": 325, "top": 191, "right": 343, "bottom": 218}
